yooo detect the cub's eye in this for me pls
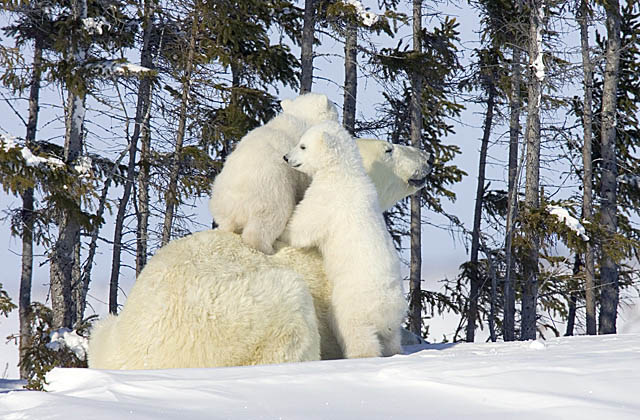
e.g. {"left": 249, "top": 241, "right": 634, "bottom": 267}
{"left": 385, "top": 147, "right": 393, "bottom": 155}
{"left": 300, "top": 145, "right": 306, "bottom": 150}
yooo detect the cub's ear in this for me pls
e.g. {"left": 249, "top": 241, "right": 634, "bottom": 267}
{"left": 280, "top": 98, "right": 293, "bottom": 113}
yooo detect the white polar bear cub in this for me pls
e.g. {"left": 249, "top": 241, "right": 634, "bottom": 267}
{"left": 283, "top": 121, "right": 407, "bottom": 358}
{"left": 209, "top": 93, "right": 338, "bottom": 254}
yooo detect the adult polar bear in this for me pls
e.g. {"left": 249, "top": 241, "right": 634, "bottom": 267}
{"left": 88, "top": 139, "right": 432, "bottom": 370}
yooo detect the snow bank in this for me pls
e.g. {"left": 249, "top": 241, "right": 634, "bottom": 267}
{"left": 2, "top": 334, "right": 640, "bottom": 419}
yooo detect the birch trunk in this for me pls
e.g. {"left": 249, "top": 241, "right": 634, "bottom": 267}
{"left": 598, "top": 0, "right": 621, "bottom": 335}
{"left": 408, "top": 0, "right": 423, "bottom": 336}
{"left": 466, "top": 80, "right": 496, "bottom": 342}
{"left": 161, "top": 11, "right": 198, "bottom": 246}
{"left": 521, "top": 1, "right": 543, "bottom": 341}
{"left": 136, "top": 103, "right": 152, "bottom": 274}
{"left": 578, "top": 0, "right": 597, "bottom": 335}
{"left": 343, "top": 22, "right": 357, "bottom": 135}
{"left": 109, "top": 0, "right": 156, "bottom": 313}
{"left": 300, "top": 0, "right": 315, "bottom": 94}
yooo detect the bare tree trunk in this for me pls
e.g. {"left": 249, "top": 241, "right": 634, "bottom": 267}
{"left": 343, "top": 22, "right": 357, "bottom": 135}
{"left": 578, "top": 0, "right": 597, "bottom": 335}
{"left": 300, "top": 0, "right": 315, "bottom": 94}
{"left": 598, "top": 0, "right": 621, "bottom": 335}
{"left": 18, "top": 35, "right": 43, "bottom": 379}
{"left": 521, "top": 1, "right": 544, "bottom": 341}
{"left": 565, "top": 254, "right": 582, "bottom": 336}
{"left": 408, "top": 0, "right": 423, "bottom": 336}
{"left": 136, "top": 106, "right": 152, "bottom": 274}
{"left": 109, "top": 0, "right": 156, "bottom": 313}
{"left": 466, "top": 78, "right": 496, "bottom": 343}
{"left": 50, "top": 0, "right": 87, "bottom": 329}
{"left": 161, "top": 11, "right": 198, "bottom": 246}
{"left": 504, "top": 44, "right": 522, "bottom": 343}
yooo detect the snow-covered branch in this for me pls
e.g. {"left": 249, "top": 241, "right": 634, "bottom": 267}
{"left": 1, "top": 134, "right": 65, "bottom": 169}
{"left": 86, "top": 60, "right": 154, "bottom": 77}
{"left": 344, "top": 0, "right": 379, "bottom": 27}
{"left": 547, "top": 205, "right": 589, "bottom": 242}
{"left": 82, "top": 17, "right": 110, "bottom": 35}
{"left": 46, "top": 328, "right": 89, "bottom": 360}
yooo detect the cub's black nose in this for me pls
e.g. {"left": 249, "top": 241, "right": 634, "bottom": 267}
{"left": 283, "top": 155, "right": 288, "bottom": 162}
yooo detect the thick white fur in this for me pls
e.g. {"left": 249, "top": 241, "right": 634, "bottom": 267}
{"left": 88, "top": 231, "right": 321, "bottom": 369}
{"left": 88, "top": 139, "right": 430, "bottom": 369}
{"left": 283, "top": 121, "right": 407, "bottom": 359}
{"left": 209, "top": 93, "right": 338, "bottom": 254}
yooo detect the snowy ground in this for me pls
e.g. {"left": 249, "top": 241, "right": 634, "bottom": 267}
{"left": 1, "top": 334, "right": 639, "bottom": 420}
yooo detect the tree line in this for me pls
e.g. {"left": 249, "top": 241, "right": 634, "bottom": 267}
{"left": 0, "top": 0, "right": 637, "bottom": 383}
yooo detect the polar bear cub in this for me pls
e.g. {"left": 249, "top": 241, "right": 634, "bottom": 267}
{"left": 282, "top": 121, "right": 407, "bottom": 358}
{"left": 209, "top": 93, "right": 338, "bottom": 254}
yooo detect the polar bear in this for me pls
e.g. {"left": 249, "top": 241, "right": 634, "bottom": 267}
{"left": 283, "top": 121, "right": 407, "bottom": 358}
{"left": 209, "top": 93, "right": 338, "bottom": 254}
{"left": 88, "top": 139, "right": 431, "bottom": 370}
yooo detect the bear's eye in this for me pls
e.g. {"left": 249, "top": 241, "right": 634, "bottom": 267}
{"left": 385, "top": 147, "right": 393, "bottom": 155}
{"left": 300, "top": 145, "right": 306, "bottom": 150}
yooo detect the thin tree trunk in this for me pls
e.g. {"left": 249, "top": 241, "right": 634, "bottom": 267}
{"left": 598, "top": 0, "right": 621, "bottom": 335}
{"left": 300, "top": 0, "right": 315, "bottom": 94}
{"left": 109, "top": 0, "right": 156, "bottom": 313}
{"left": 504, "top": 43, "right": 522, "bottom": 343}
{"left": 18, "top": 35, "right": 43, "bottom": 379}
{"left": 50, "top": 0, "right": 87, "bottom": 329}
{"left": 466, "top": 78, "right": 496, "bottom": 343}
{"left": 408, "top": 0, "right": 423, "bottom": 336}
{"left": 578, "top": 0, "right": 597, "bottom": 335}
{"left": 136, "top": 103, "right": 152, "bottom": 274}
{"left": 521, "top": 1, "right": 544, "bottom": 341}
{"left": 565, "top": 254, "right": 582, "bottom": 336}
{"left": 161, "top": 11, "right": 198, "bottom": 246}
{"left": 343, "top": 22, "right": 357, "bottom": 135}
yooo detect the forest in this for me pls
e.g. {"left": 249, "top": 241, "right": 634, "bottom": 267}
{"left": 0, "top": 0, "right": 638, "bottom": 387}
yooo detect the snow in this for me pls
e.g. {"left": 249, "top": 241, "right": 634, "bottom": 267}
{"left": 344, "top": 0, "right": 379, "bottom": 27}
{"left": 73, "top": 156, "right": 92, "bottom": 177}
{"left": 82, "top": 17, "right": 110, "bottom": 35}
{"left": 87, "top": 60, "right": 153, "bottom": 76}
{"left": 548, "top": 205, "right": 590, "bottom": 241}
{"left": 2, "top": 334, "right": 640, "bottom": 419}
{"left": 618, "top": 173, "right": 640, "bottom": 189}
{"left": 0, "top": 134, "right": 16, "bottom": 152}
{"left": 1, "top": 134, "right": 65, "bottom": 169}
{"left": 46, "top": 328, "right": 89, "bottom": 360}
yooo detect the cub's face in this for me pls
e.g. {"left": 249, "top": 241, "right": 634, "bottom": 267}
{"left": 283, "top": 131, "right": 326, "bottom": 176}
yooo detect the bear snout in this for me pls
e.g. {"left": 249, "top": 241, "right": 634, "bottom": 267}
{"left": 283, "top": 155, "right": 289, "bottom": 162}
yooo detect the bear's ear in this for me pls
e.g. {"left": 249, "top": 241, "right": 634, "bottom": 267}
{"left": 280, "top": 98, "right": 293, "bottom": 113}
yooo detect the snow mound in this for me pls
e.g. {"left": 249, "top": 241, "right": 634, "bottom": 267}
{"left": 2, "top": 334, "right": 640, "bottom": 419}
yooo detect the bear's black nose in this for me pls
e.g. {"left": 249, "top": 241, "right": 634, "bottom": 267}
{"left": 283, "top": 155, "right": 288, "bottom": 162}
